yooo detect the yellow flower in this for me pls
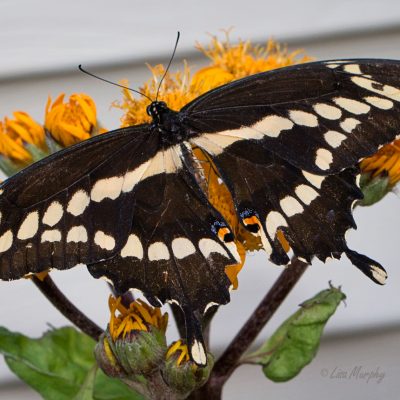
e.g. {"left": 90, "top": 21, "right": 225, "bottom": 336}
{"left": 360, "top": 139, "right": 400, "bottom": 186}
{"left": 0, "top": 111, "right": 46, "bottom": 165}
{"left": 193, "top": 34, "right": 312, "bottom": 93}
{"left": 108, "top": 296, "right": 168, "bottom": 341}
{"left": 45, "top": 93, "right": 100, "bottom": 147}
{"left": 166, "top": 339, "right": 191, "bottom": 366}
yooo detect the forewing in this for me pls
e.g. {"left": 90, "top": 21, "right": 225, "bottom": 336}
{"left": 183, "top": 59, "right": 400, "bottom": 174}
{"left": 0, "top": 125, "right": 159, "bottom": 279}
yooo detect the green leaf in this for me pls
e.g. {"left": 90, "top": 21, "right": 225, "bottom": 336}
{"left": 359, "top": 173, "right": 391, "bottom": 206}
{"left": 0, "top": 326, "right": 142, "bottom": 400}
{"left": 74, "top": 365, "right": 98, "bottom": 400}
{"left": 245, "top": 285, "right": 345, "bottom": 382}
{"left": 0, "top": 326, "right": 96, "bottom": 399}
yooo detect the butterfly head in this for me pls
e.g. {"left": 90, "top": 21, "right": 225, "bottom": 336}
{"left": 147, "top": 101, "right": 170, "bottom": 124}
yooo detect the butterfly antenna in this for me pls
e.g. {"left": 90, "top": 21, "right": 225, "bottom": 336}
{"left": 156, "top": 31, "right": 181, "bottom": 101}
{"left": 78, "top": 65, "right": 153, "bottom": 102}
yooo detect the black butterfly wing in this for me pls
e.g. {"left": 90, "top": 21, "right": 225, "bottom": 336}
{"left": 88, "top": 147, "right": 239, "bottom": 364}
{"left": 0, "top": 125, "right": 157, "bottom": 278}
{"left": 183, "top": 59, "right": 400, "bottom": 174}
{"left": 185, "top": 59, "right": 398, "bottom": 283}
{"left": 0, "top": 127, "right": 238, "bottom": 365}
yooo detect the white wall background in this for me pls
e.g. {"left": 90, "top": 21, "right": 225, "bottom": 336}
{"left": 1, "top": 1, "right": 400, "bottom": 399}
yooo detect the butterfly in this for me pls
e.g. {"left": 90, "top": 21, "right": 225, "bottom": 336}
{"left": 1, "top": 59, "right": 399, "bottom": 365}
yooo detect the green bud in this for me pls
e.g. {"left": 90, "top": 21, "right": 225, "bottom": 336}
{"left": 94, "top": 332, "right": 125, "bottom": 378}
{"left": 95, "top": 326, "right": 167, "bottom": 379}
{"left": 162, "top": 351, "right": 214, "bottom": 397}
{"left": 359, "top": 172, "right": 391, "bottom": 206}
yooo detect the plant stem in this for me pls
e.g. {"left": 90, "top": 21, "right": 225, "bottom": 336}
{"left": 32, "top": 274, "right": 103, "bottom": 340}
{"left": 188, "top": 258, "right": 308, "bottom": 399}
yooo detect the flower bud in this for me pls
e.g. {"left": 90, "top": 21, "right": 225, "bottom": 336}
{"left": 162, "top": 340, "right": 214, "bottom": 396}
{"left": 95, "top": 326, "right": 167, "bottom": 378}
{"left": 95, "top": 296, "right": 168, "bottom": 378}
{"left": 359, "top": 173, "right": 391, "bottom": 206}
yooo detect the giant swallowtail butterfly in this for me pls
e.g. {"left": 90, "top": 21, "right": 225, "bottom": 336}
{"left": 0, "top": 59, "right": 399, "bottom": 365}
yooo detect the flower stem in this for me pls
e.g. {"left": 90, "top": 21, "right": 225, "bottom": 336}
{"left": 188, "top": 258, "right": 308, "bottom": 399}
{"left": 32, "top": 274, "right": 103, "bottom": 340}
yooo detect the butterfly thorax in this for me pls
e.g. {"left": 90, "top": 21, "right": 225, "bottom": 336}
{"left": 147, "top": 101, "right": 187, "bottom": 145}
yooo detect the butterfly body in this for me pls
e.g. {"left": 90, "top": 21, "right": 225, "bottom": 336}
{"left": 1, "top": 59, "right": 400, "bottom": 365}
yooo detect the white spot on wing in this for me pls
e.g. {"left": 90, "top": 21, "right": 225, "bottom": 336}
{"left": 371, "top": 265, "right": 387, "bottom": 284}
{"left": 253, "top": 115, "right": 294, "bottom": 137}
{"left": 351, "top": 76, "right": 400, "bottom": 102}
{"left": 122, "top": 146, "right": 183, "bottom": 192}
{"left": 333, "top": 97, "right": 370, "bottom": 115}
{"left": 313, "top": 103, "right": 342, "bottom": 120}
{"left": 191, "top": 340, "right": 207, "bottom": 365}
{"left": 199, "top": 238, "right": 229, "bottom": 259}
{"left": 302, "top": 171, "right": 325, "bottom": 189}
{"left": 121, "top": 234, "right": 143, "bottom": 259}
{"left": 91, "top": 176, "right": 123, "bottom": 202}
{"left": 315, "top": 148, "right": 333, "bottom": 170}
{"left": 41, "top": 229, "right": 62, "bottom": 243}
{"left": 17, "top": 211, "right": 39, "bottom": 240}
{"left": 167, "top": 299, "right": 180, "bottom": 306}
{"left": 171, "top": 237, "right": 196, "bottom": 259}
{"left": 67, "top": 190, "right": 90, "bottom": 216}
{"left": 340, "top": 118, "right": 361, "bottom": 133}
{"left": 295, "top": 184, "right": 319, "bottom": 205}
{"left": 190, "top": 115, "right": 293, "bottom": 156}
{"left": 67, "top": 226, "right": 88, "bottom": 243}
{"left": 100, "top": 275, "right": 113, "bottom": 284}
{"left": 122, "top": 160, "right": 150, "bottom": 192}
{"left": 191, "top": 134, "right": 239, "bottom": 156}
{"left": 289, "top": 110, "right": 318, "bottom": 127}
{"left": 148, "top": 242, "right": 170, "bottom": 261}
{"left": 324, "top": 130, "right": 347, "bottom": 148}
{"left": 343, "top": 64, "right": 362, "bottom": 75}
{"left": 204, "top": 302, "right": 219, "bottom": 313}
{"left": 142, "top": 147, "right": 182, "bottom": 181}
{"left": 259, "top": 229, "right": 273, "bottom": 255}
{"left": 280, "top": 196, "right": 304, "bottom": 217}
{"left": 43, "top": 201, "right": 63, "bottom": 226}
{"left": 266, "top": 211, "right": 288, "bottom": 239}
{"left": 0, "top": 230, "right": 13, "bottom": 253}
{"left": 224, "top": 240, "right": 241, "bottom": 263}
{"left": 94, "top": 231, "right": 115, "bottom": 250}
{"left": 364, "top": 96, "right": 394, "bottom": 110}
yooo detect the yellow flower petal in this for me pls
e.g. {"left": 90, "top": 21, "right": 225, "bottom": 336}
{"left": 361, "top": 139, "right": 400, "bottom": 186}
{"left": 45, "top": 93, "right": 101, "bottom": 147}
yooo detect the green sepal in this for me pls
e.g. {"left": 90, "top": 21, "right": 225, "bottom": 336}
{"left": 359, "top": 172, "right": 391, "bottom": 206}
{"left": 96, "top": 327, "right": 167, "bottom": 378}
{"left": 244, "top": 285, "right": 345, "bottom": 382}
{"left": 0, "top": 155, "right": 23, "bottom": 177}
{"left": 25, "top": 143, "right": 50, "bottom": 162}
